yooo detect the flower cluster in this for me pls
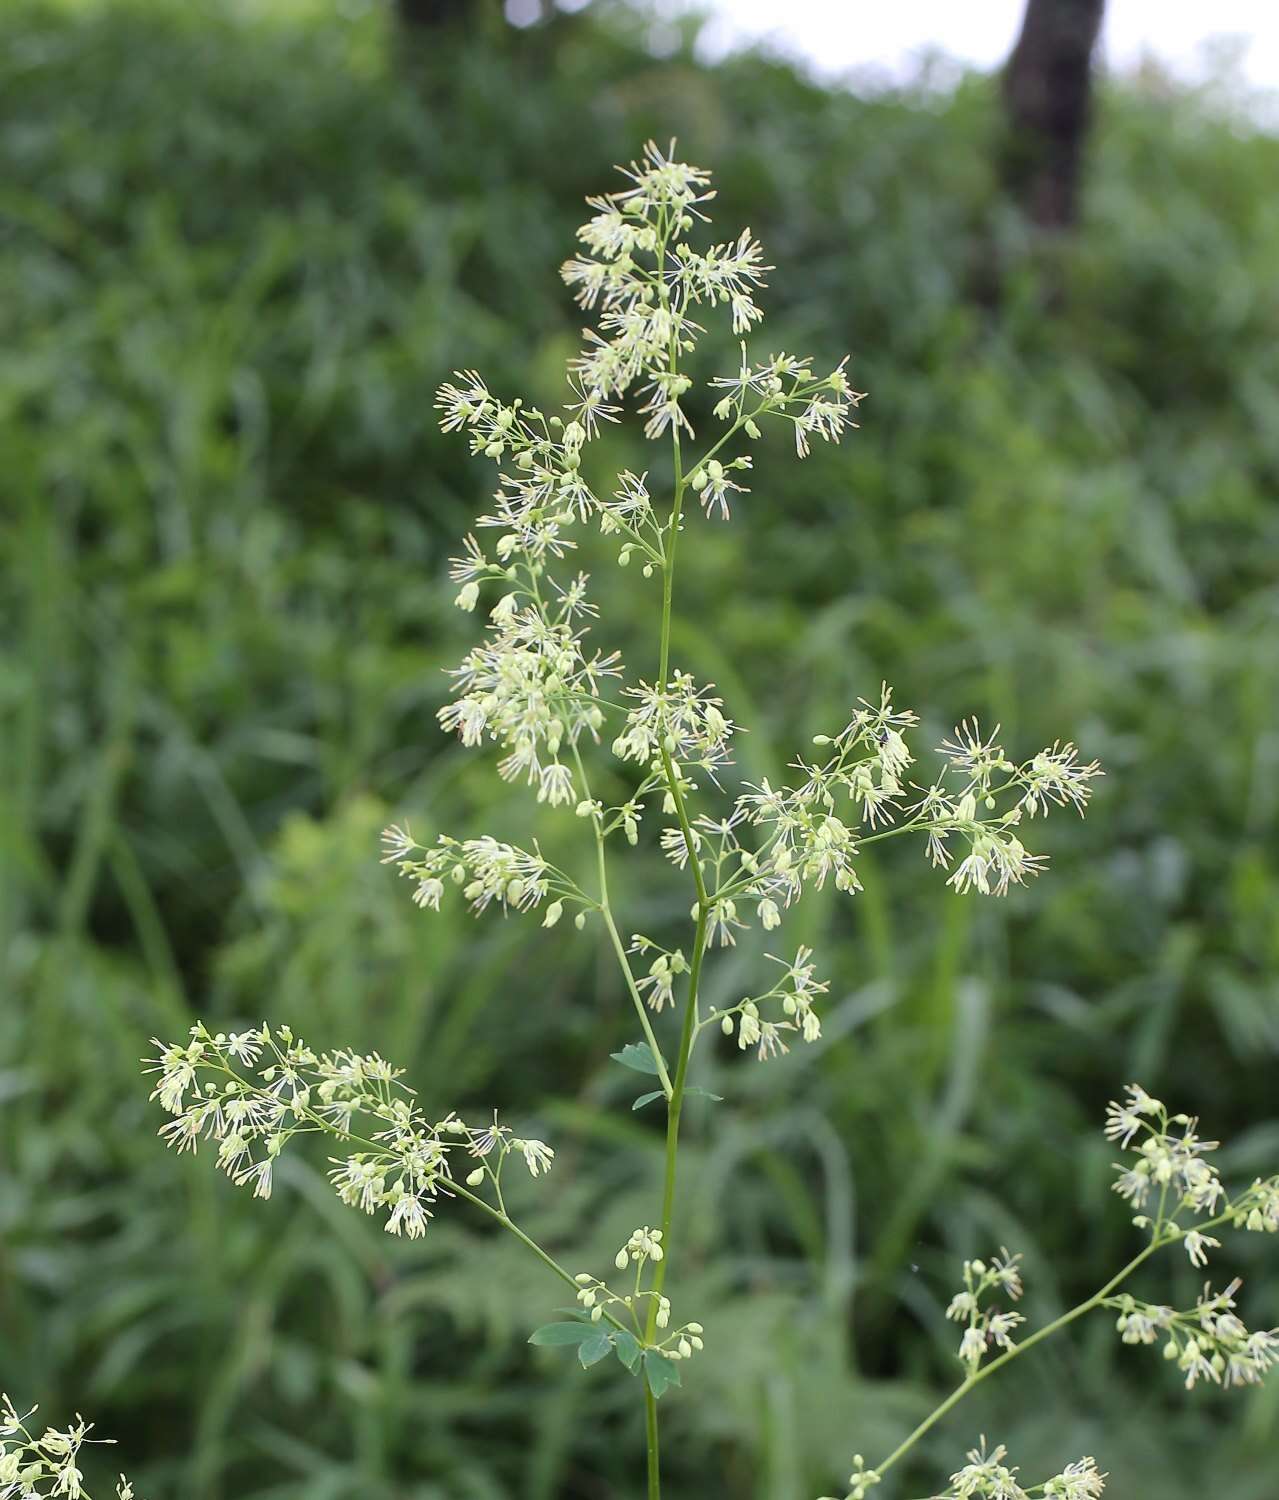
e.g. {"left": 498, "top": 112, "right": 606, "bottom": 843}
{"left": 818, "top": 1453, "right": 881, "bottom": 1500}
{"left": 721, "top": 689, "right": 1102, "bottom": 932}
{"left": 709, "top": 346, "right": 861, "bottom": 457}
{"left": 1105, "top": 1084, "right": 1224, "bottom": 1238}
{"left": 615, "top": 1224, "right": 665, "bottom": 1269}
{"left": 146, "top": 1023, "right": 553, "bottom": 1241}
{"left": 613, "top": 673, "right": 735, "bottom": 779}
{"left": 1, "top": 1396, "right": 140, "bottom": 1500}
{"left": 1235, "top": 1175, "right": 1279, "bottom": 1234}
{"left": 463, "top": 1114, "right": 556, "bottom": 1181}
{"left": 441, "top": 568, "right": 620, "bottom": 804}
{"left": 424, "top": 144, "right": 886, "bottom": 991}
{"left": 691, "top": 454, "right": 752, "bottom": 519}
{"left": 434, "top": 368, "right": 634, "bottom": 817}
{"left": 562, "top": 140, "right": 860, "bottom": 453}
{"left": 820, "top": 1442, "right": 1105, "bottom": 1500}
{"left": 935, "top": 1441, "right": 1105, "bottom": 1500}
{"left": 381, "top": 826, "right": 583, "bottom": 921}
{"left": 431, "top": 142, "right": 858, "bottom": 861}
{"left": 1108, "top": 1279, "right": 1279, "bottom": 1390}
{"left": 709, "top": 945, "right": 827, "bottom": 1060}
{"left": 1104, "top": 1084, "right": 1279, "bottom": 1268}
{"left": 561, "top": 144, "right": 716, "bottom": 407}
{"left": 945, "top": 1250, "right": 1026, "bottom": 1373}
{"left": 570, "top": 1229, "right": 706, "bottom": 1364}
{"left": 628, "top": 936, "right": 688, "bottom": 1013}
{"left": 661, "top": 810, "right": 751, "bottom": 930}
{"left": 732, "top": 686, "right": 915, "bottom": 911}
{"left": 435, "top": 373, "right": 603, "bottom": 535}
{"left": 597, "top": 469, "right": 665, "bottom": 557}
{"left": 926, "top": 721, "right": 1101, "bottom": 895}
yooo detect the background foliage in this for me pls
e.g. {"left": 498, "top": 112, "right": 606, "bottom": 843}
{"left": 2, "top": 2, "right": 1277, "bottom": 1495}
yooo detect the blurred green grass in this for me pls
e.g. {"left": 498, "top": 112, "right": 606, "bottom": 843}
{"left": 1, "top": 1, "right": 1278, "bottom": 1495}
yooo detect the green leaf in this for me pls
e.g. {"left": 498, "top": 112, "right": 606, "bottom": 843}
{"left": 684, "top": 1087, "right": 724, "bottom": 1102}
{"left": 631, "top": 1090, "right": 665, "bottom": 1110}
{"left": 578, "top": 1331, "right": 613, "bottom": 1368}
{"left": 612, "top": 1329, "right": 642, "bottom": 1372}
{"left": 529, "top": 1322, "right": 598, "bottom": 1347}
{"left": 642, "top": 1350, "right": 682, "bottom": 1399}
{"left": 610, "top": 1042, "right": 661, "bottom": 1075}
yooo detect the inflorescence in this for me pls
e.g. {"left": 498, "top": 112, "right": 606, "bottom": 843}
{"left": 146, "top": 1023, "right": 553, "bottom": 1241}
{"left": 137, "top": 140, "right": 1275, "bottom": 1500}
{"left": 1, "top": 1396, "right": 141, "bottom": 1500}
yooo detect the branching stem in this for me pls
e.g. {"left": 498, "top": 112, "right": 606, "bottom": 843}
{"left": 867, "top": 1205, "right": 1239, "bottom": 1487}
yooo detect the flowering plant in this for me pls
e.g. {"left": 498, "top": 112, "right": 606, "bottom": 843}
{"left": 139, "top": 144, "right": 1276, "bottom": 1498}
{"left": 0, "top": 1395, "right": 141, "bottom": 1499}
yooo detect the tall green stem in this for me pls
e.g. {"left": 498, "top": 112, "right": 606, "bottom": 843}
{"left": 637, "top": 217, "right": 713, "bottom": 1494}
{"left": 645, "top": 1387, "right": 661, "bottom": 1500}
{"left": 658, "top": 454, "right": 683, "bottom": 687}
{"left": 645, "top": 300, "right": 713, "bottom": 1336}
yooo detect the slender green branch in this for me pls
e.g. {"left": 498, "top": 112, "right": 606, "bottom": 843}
{"left": 872, "top": 1230, "right": 1186, "bottom": 1482}
{"left": 660, "top": 748, "right": 711, "bottom": 910}
{"left": 206, "top": 1053, "right": 628, "bottom": 1333}
{"left": 570, "top": 741, "right": 674, "bottom": 1096}
{"left": 454, "top": 1180, "right": 635, "bottom": 1328}
{"left": 602, "top": 902, "right": 675, "bottom": 1097}
{"left": 677, "top": 397, "right": 767, "bottom": 495}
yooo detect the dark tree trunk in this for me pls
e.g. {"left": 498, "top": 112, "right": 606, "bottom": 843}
{"left": 1001, "top": 0, "right": 1106, "bottom": 231}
